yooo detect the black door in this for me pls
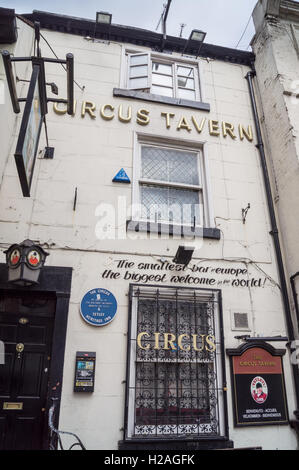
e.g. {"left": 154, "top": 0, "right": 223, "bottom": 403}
{"left": 0, "top": 293, "right": 55, "bottom": 450}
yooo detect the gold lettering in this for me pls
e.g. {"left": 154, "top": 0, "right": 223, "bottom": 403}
{"left": 239, "top": 124, "right": 253, "bottom": 142}
{"left": 192, "top": 334, "right": 205, "bottom": 352}
{"left": 81, "top": 101, "right": 96, "bottom": 119}
{"left": 209, "top": 120, "right": 220, "bottom": 136}
{"left": 53, "top": 100, "right": 77, "bottom": 116}
{"left": 137, "top": 108, "right": 150, "bottom": 126}
{"left": 100, "top": 104, "right": 115, "bottom": 120}
{"left": 137, "top": 332, "right": 151, "bottom": 350}
{"left": 192, "top": 116, "right": 206, "bottom": 133}
{"left": 178, "top": 334, "right": 190, "bottom": 351}
{"left": 177, "top": 116, "right": 192, "bottom": 132}
{"left": 154, "top": 332, "right": 160, "bottom": 350}
{"left": 118, "top": 104, "right": 132, "bottom": 123}
{"left": 161, "top": 112, "right": 175, "bottom": 129}
{"left": 136, "top": 331, "right": 217, "bottom": 352}
{"left": 163, "top": 333, "right": 177, "bottom": 350}
{"left": 205, "top": 334, "right": 216, "bottom": 352}
{"left": 222, "top": 121, "right": 236, "bottom": 139}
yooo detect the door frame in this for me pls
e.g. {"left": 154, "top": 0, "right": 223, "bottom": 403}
{"left": 0, "top": 263, "right": 72, "bottom": 449}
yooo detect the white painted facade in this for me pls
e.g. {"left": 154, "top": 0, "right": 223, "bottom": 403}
{"left": 0, "top": 11, "right": 298, "bottom": 450}
{"left": 252, "top": 0, "right": 299, "bottom": 332}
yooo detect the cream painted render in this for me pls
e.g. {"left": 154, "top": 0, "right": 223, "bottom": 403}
{"left": 0, "top": 13, "right": 297, "bottom": 449}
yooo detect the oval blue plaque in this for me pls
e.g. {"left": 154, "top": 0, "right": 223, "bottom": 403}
{"left": 80, "top": 288, "right": 117, "bottom": 326}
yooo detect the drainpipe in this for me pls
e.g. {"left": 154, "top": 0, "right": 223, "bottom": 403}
{"left": 290, "top": 272, "right": 299, "bottom": 330}
{"left": 245, "top": 69, "right": 299, "bottom": 423}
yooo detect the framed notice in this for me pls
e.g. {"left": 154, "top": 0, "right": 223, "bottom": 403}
{"left": 74, "top": 351, "right": 96, "bottom": 392}
{"left": 14, "top": 65, "right": 43, "bottom": 197}
{"left": 227, "top": 342, "right": 288, "bottom": 426}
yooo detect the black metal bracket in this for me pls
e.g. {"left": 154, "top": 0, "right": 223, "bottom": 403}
{"left": 2, "top": 51, "right": 74, "bottom": 115}
{"left": 241, "top": 203, "right": 250, "bottom": 224}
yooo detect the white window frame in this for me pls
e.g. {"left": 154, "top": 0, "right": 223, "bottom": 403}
{"left": 124, "top": 49, "right": 203, "bottom": 102}
{"left": 132, "top": 133, "right": 215, "bottom": 229}
{"left": 126, "top": 285, "right": 226, "bottom": 439}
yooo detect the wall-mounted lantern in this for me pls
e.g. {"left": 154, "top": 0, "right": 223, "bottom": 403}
{"left": 4, "top": 239, "right": 49, "bottom": 286}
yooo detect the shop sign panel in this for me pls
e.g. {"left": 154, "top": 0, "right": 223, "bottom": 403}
{"left": 14, "top": 65, "right": 43, "bottom": 197}
{"left": 227, "top": 343, "right": 288, "bottom": 426}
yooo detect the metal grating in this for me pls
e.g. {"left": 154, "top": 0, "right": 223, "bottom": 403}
{"left": 128, "top": 287, "right": 221, "bottom": 438}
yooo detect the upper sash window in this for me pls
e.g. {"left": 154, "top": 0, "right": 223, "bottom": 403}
{"left": 127, "top": 52, "right": 201, "bottom": 102}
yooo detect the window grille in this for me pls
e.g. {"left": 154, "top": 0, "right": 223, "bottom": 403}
{"left": 126, "top": 286, "right": 225, "bottom": 439}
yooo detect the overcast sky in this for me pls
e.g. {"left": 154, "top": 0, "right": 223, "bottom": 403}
{"left": 2, "top": 0, "right": 258, "bottom": 50}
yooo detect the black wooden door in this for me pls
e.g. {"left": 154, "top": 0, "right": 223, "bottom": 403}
{"left": 0, "top": 294, "right": 55, "bottom": 450}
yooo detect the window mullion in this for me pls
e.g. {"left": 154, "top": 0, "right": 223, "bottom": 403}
{"left": 149, "top": 57, "right": 153, "bottom": 91}
{"left": 173, "top": 62, "right": 178, "bottom": 98}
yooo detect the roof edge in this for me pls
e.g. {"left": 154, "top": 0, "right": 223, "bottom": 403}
{"left": 21, "top": 10, "right": 255, "bottom": 66}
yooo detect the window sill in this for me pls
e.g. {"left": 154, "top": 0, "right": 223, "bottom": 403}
{"left": 118, "top": 437, "right": 234, "bottom": 450}
{"left": 127, "top": 220, "right": 221, "bottom": 240}
{"left": 113, "top": 88, "right": 210, "bottom": 112}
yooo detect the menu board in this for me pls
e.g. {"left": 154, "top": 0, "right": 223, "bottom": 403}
{"left": 74, "top": 352, "right": 96, "bottom": 392}
{"left": 227, "top": 344, "right": 288, "bottom": 426}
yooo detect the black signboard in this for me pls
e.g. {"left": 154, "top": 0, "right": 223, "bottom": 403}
{"left": 227, "top": 342, "right": 288, "bottom": 426}
{"left": 14, "top": 65, "right": 43, "bottom": 197}
{"left": 74, "top": 351, "right": 96, "bottom": 392}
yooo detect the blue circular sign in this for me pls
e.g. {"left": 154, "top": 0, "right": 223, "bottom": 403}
{"left": 80, "top": 288, "right": 117, "bottom": 326}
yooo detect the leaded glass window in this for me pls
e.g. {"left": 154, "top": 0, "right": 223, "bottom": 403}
{"left": 138, "top": 145, "right": 203, "bottom": 226}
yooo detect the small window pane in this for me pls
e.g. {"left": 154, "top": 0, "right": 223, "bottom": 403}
{"left": 130, "top": 65, "right": 148, "bottom": 78}
{"left": 177, "top": 88, "right": 196, "bottom": 100}
{"left": 141, "top": 146, "right": 199, "bottom": 185}
{"left": 152, "top": 73, "right": 173, "bottom": 87}
{"left": 177, "top": 66, "right": 194, "bottom": 77}
{"left": 129, "top": 77, "right": 149, "bottom": 89}
{"left": 152, "top": 62, "right": 172, "bottom": 75}
{"left": 140, "top": 185, "right": 200, "bottom": 225}
{"left": 177, "top": 77, "right": 195, "bottom": 89}
{"left": 151, "top": 85, "right": 173, "bottom": 97}
{"left": 130, "top": 54, "right": 148, "bottom": 66}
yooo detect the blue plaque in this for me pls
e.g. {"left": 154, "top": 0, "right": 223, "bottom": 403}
{"left": 80, "top": 288, "right": 117, "bottom": 326}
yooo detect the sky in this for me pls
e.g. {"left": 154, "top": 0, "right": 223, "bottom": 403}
{"left": 1, "top": 0, "right": 258, "bottom": 50}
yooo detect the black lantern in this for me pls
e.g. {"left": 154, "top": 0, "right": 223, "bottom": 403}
{"left": 4, "top": 239, "right": 49, "bottom": 286}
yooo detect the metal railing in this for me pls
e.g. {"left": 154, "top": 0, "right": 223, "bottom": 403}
{"left": 48, "top": 398, "right": 86, "bottom": 450}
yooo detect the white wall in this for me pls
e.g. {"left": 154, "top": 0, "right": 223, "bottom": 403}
{"left": 0, "top": 24, "right": 297, "bottom": 449}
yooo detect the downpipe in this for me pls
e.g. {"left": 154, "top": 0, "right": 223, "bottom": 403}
{"left": 290, "top": 272, "right": 299, "bottom": 330}
{"left": 245, "top": 69, "right": 299, "bottom": 433}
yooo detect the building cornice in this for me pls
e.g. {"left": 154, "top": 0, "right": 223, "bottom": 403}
{"left": 280, "top": 0, "right": 299, "bottom": 21}
{"left": 20, "top": 10, "right": 255, "bottom": 66}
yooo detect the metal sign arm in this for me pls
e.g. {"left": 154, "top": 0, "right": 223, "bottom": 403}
{"left": 2, "top": 50, "right": 20, "bottom": 113}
